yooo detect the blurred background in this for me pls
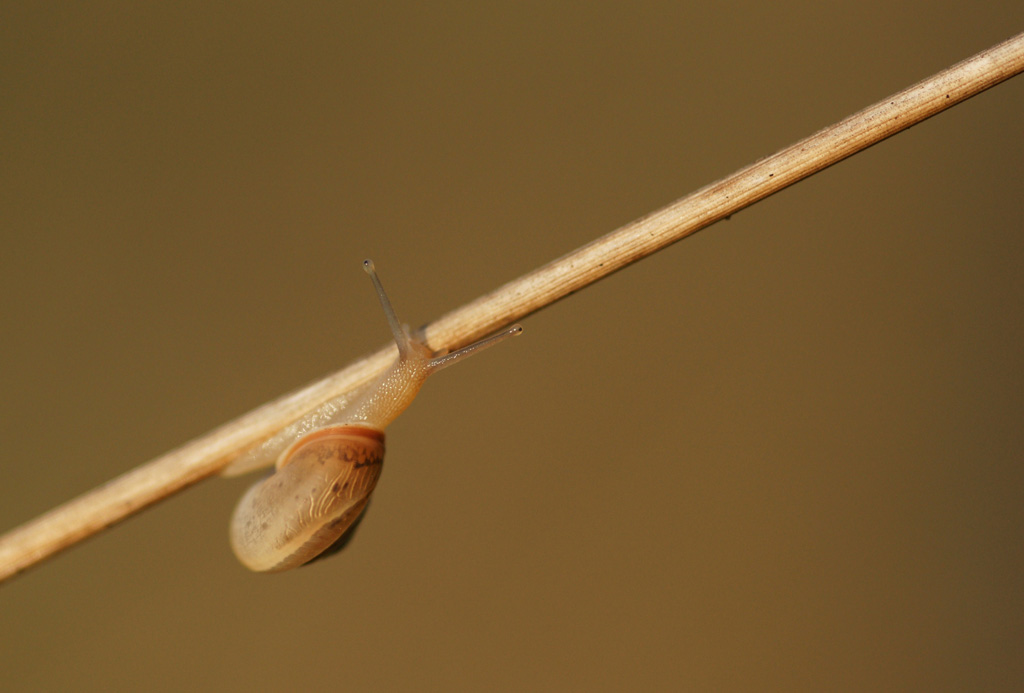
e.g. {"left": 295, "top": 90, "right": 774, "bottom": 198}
{"left": 2, "top": 3, "right": 1022, "bottom": 690}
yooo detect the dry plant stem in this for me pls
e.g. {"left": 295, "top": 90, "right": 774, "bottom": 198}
{"left": 2, "top": 33, "right": 1022, "bottom": 584}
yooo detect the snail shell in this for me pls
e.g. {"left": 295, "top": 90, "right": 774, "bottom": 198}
{"left": 230, "top": 426, "right": 384, "bottom": 572}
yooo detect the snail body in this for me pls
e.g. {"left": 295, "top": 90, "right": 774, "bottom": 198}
{"left": 229, "top": 260, "right": 520, "bottom": 572}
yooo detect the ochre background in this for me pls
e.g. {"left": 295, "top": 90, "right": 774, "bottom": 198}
{"left": 3, "top": 4, "right": 1022, "bottom": 691}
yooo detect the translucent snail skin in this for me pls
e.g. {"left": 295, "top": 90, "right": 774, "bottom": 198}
{"left": 228, "top": 260, "right": 521, "bottom": 572}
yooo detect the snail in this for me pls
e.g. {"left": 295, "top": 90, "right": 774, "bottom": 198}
{"left": 226, "top": 259, "right": 521, "bottom": 572}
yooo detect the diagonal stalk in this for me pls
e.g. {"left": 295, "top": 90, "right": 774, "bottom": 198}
{"left": 1, "top": 31, "right": 1022, "bottom": 584}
